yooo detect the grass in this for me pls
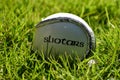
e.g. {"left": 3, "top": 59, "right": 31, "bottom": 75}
{"left": 0, "top": 0, "right": 120, "bottom": 79}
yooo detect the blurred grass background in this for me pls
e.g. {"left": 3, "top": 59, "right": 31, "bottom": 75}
{"left": 0, "top": 0, "right": 120, "bottom": 79}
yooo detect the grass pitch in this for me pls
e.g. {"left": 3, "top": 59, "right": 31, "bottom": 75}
{"left": 0, "top": 0, "right": 120, "bottom": 80}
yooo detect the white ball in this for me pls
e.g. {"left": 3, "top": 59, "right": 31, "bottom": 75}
{"left": 33, "top": 13, "right": 95, "bottom": 59}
